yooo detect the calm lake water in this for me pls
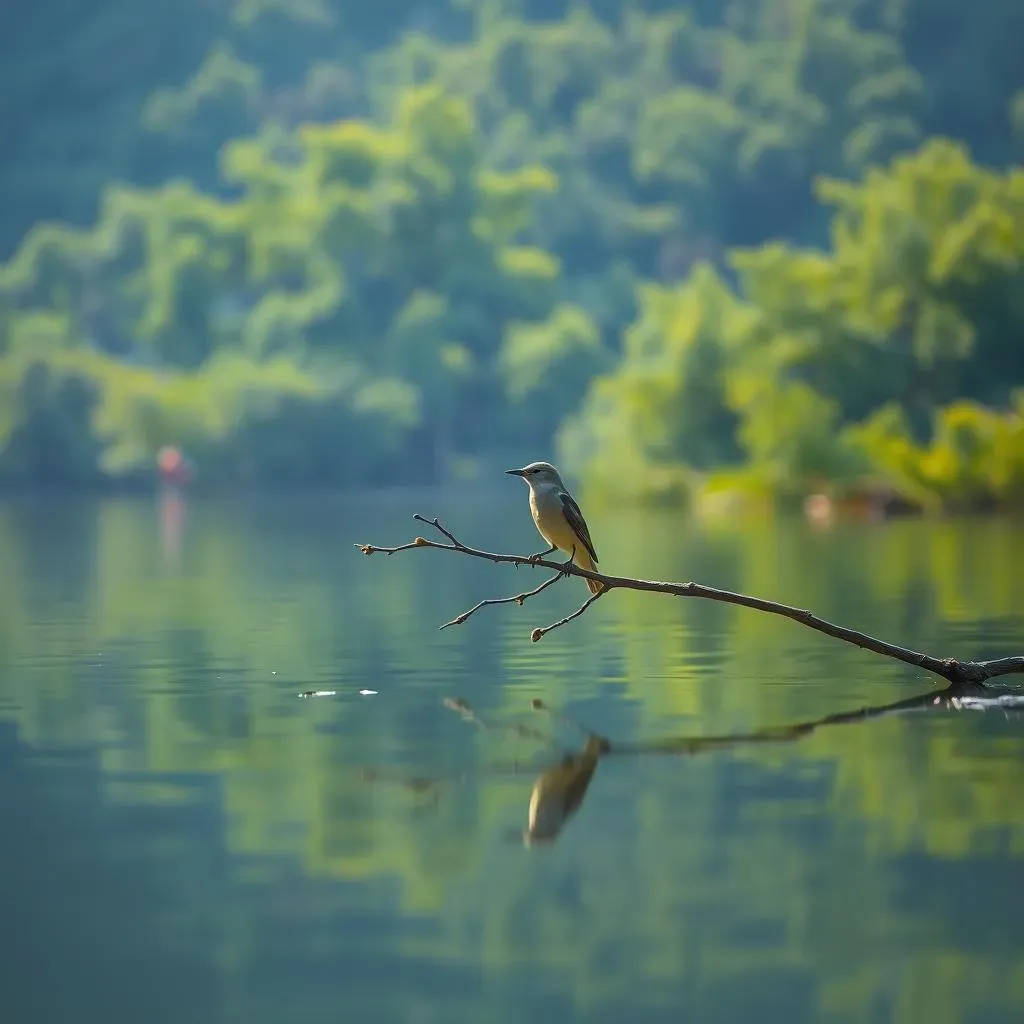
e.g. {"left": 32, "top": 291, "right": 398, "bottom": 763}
{"left": 1, "top": 489, "right": 1022, "bottom": 1023}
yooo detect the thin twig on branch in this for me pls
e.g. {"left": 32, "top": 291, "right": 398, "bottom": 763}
{"left": 439, "top": 570, "right": 562, "bottom": 630}
{"left": 530, "top": 590, "right": 605, "bottom": 643}
{"left": 356, "top": 515, "right": 1024, "bottom": 688}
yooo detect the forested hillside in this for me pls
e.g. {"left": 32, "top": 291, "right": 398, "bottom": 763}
{"left": 1, "top": 0, "right": 1022, "bottom": 505}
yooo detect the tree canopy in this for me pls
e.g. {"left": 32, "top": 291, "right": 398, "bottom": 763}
{"left": 1, "top": 0, "right": 1022, "bottom": 505}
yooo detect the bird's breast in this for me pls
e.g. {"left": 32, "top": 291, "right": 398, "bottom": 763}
{"left": 529, "top": 487, "right": 557, "bottom": 526}
{"left": 529, "top": 489, "right": 575, "bottom": 552}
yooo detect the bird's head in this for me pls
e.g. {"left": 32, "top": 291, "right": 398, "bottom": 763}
{"left": 505, "top": 461, "right": 564, "bottom": 490}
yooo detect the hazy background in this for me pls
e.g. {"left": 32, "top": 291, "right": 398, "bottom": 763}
{"left": 1, "top": 0, "right": 1022, "bottom": 506}
{"left": 2, "top": 8, "right": 1024, "bottom": 1020}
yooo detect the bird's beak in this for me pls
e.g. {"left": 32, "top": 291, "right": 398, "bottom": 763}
{"left": 505, "top": 468, "right": 526, "bottom": 477}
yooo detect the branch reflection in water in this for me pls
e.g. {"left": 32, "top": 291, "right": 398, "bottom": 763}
{"left": 360, "top": 685, "right": 1024, "bottom": 847}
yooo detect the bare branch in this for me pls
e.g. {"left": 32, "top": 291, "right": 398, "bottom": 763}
{"left": 531, "top": 590, "right": 606, "bottom": 642}
{"left": 356, "top": 516, "right": 1024, "bottom": 687}
{"left": 413, "top": 514, "right": 463, "bottom": 547}
{"left": 439, "top": 571, "right": 564, "bottom": 630}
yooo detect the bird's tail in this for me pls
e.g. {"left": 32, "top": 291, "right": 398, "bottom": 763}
{"left": 575, "top": 550, "right": 605, "bottom": 594}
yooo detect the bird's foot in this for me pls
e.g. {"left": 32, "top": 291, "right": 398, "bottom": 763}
{"left": 528, "top": 546, "right": 557, "bottom": 564}
{"left": 557, "top": 553, "right": 576, "bottom": 579}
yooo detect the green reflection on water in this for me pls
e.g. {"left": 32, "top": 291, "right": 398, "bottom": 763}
{"left": 0, "top": 491, "right": 1022, "bottom": 1023}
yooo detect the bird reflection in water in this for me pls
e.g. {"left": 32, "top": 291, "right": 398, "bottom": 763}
{"left": 522, "top": 731, "right": 609, "bottom": 847}
{"left": 359, "top": 684, "right": 1024, "bottom": 848}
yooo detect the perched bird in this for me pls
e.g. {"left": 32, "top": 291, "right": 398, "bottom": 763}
{"left": 505, "top": 461, "right": 605, "bottom": 594}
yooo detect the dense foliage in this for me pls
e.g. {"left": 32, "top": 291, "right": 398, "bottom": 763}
{"left": 564, "top": 141, "right": 1024, "bottom": 507}
{"left": 1, "top": 0, "right": 1022, "bottom": 505}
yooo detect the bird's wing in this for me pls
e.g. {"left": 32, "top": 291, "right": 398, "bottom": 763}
{"left": 558, "top": 490, "right": 599, "bottom": 564}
